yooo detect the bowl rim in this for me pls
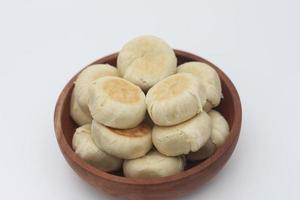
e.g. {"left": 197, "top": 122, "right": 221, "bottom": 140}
{"left": 54, "top": 49, "right": 242, "bottom": 185}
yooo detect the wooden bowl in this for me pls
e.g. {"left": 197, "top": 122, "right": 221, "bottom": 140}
{"left": 54, "top": 50, "right": 242, "bottom": 200}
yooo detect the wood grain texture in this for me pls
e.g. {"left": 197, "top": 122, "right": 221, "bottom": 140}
{"left": 54, "top": 50, "right": 242, "bottom": 200}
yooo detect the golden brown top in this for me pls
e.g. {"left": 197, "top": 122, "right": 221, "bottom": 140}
{"left": 103, "top": 78, "right": 141, "bottom": 104}
{"left": 108, "top": 122, "right": 151, "bottom": 137}
{"left": 151, "top": 74, "right": 191, "bottom": 100}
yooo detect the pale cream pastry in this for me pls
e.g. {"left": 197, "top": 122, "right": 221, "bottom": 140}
{"left": 73, "top": 64, "right": 119, "bottom": 112}
{"left": 117, "top": 35, "right": 177, "bottom": 90}
{"left": 209, "top": 110, "right": 230, "bottom": 147}
{"left": 177, "top": 62, "right": 222, "bottom": 112}
{"left": 70, "top": 92, "right": 92, "bottom": 126}
{"left": 88, "top": 76, "right": 146, "bottom": 129}
{"left": 152, "top": 112, "right": 211, "bottom": 156}
{"left": 91, "top": 121, "right": 152, "bottom": 159}
{"left": 146, "top": 73, "right": 206, "bottom": 126}
{"left": 123, "top": 150, "right": 185, "bottom": 178}
{"left": 187, "top": 110, "right": 230, "bottom": 161}
{"left": 72, "top": 124, "right": 122, "bottom": 172}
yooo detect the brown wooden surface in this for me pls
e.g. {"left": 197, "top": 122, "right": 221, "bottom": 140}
{"left": 54, "top": 50, "right": 242, "bottom": 200}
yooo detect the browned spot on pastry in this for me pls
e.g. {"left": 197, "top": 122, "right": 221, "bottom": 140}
{"left": 103, "top": 78, "right": 141, "bottom": 103}
{"left": 152, "top": 74, "right": 191, "bottom": 100}
{"left": 109, "top": 122, "right": 151, "bottom": 137}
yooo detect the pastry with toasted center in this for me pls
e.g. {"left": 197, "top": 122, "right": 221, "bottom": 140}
{"left": 146, "top": 73, "right": 206, "bottom": 126}
{"left": 91, "top": 121, "right": 152, "bottom": 159}
{"left": 88, "top": 76, "right": 146, "bottom": 129}
{"left": 73, "top": 64, "right": 119, "bottom": 113}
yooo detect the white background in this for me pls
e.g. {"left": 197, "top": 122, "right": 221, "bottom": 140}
{"left": 0, "top": 0, "right": 299, "bottom": 199}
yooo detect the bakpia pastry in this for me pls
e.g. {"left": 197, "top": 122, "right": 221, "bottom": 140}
{"left": 91, "top": 121, "right": 152, "bottom": 159}
{"left": 177, "top": 62, "right": 222, "bottom": 112}
{"left": 88, "top": 76, "right": 146, "bottom": 129}
{"left": 72, "top": 124, "right": 122, "bottom": 172}
{"left": 70, "top": 92, "right": 92, "bottom": 126}
{"left": 146, "top": 73, "right": 206, "bottom": 126}
{"left": 152, "top": 112, "right": 211, "bottom": 156}
{"left": 73, "top": 64, "right": 119, "bottom": 112}
{"left": 187, "top": 110, "right": 230, "bottom": 161}
{"left": 209, "top": 110, "right": 230, "bottom": 147}
{"left": 117, "top": 35, "right": 177, "bottom": 90}
{"left": 123, "top": 150, "right": 185, "bottom": 178}
{"left": 69, "top": 35, "right": 229, "bottom": 177}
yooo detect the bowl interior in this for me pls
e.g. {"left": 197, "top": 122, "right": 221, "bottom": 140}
{"left": 59, "top": 50, "right": 237, "bottom": 176}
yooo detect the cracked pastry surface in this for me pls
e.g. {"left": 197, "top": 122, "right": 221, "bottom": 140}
{"left": 152, "top": 112, "right": 211, "bottom": 156}
{"left": 187, "top": 110, "right": 230, "bottom": 161}
{"left": 73, "top": 64, "right": 119, "bottom": 113}
{"left": 146, "top": 73, "right": 207, "bottom": 126}
{"left": 72, "top": 124, "right": 122, "bottom": 172}
{"left": 117, "top": 35, "right": 177, "bottom": 90}
{"left": 91, "top": 121, "right": 152, "bottom": 159}
{"left": 177, "top": 62, "right": 222, "bottom": 112}
{"left": 88, "top": 76, "right": 146, "bottom": 129}
{"left": 123, "top": 150, "right": 185, "bottom": 178}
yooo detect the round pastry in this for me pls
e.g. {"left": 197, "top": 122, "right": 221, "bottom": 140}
{"left": 91, "top": 121, "right": 152, "bottom": 159}
{"left": 70, "top": 92, "right": 92, "bottom": 126}
{"left": 209, "top": 110, "right": 230, "bottom": 147}
{"left": 146, "top": 73, "right": 206, "bottom": 126}
{"left": 177, "top": 62, "right": 222, "bottom": 112}
{"left": 72, "top": 64, "right": 119, "bottom": 112}
{"left": 152, "top": 112, "right": 211, "bottom": 156}
{"left": 187, "top": 110, "right": 230, "bottom": 161}
{"left": 88, "top": 76, "right": 146, "bottom": 129}
{"left": 72, "top": 124, "right": 122, "bottom": 172}
{"left": 123, "top": 150, "right": 185, "bottom": 178}
{"left": 117, "top": 35, "right": 177, "bottom": 90}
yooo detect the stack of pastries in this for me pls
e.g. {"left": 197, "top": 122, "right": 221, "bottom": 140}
{"left": 70, "top": 35, "right": 230, "bottom": 178}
